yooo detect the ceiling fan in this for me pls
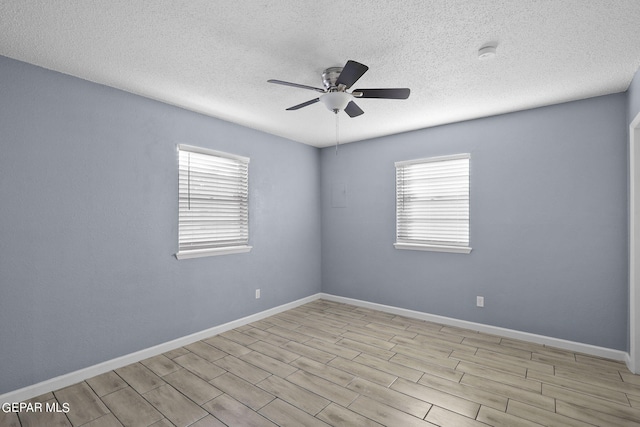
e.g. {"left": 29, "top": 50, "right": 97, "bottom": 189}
{"left": 268, "top": 60, "right": 410, "bottom": 117}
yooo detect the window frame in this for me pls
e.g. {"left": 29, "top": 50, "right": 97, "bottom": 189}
{"left": 175, "top": 144, "right": 252, "bottom": 260}
{"left": 394, "top": 153, "right": 472, "bottom": 254}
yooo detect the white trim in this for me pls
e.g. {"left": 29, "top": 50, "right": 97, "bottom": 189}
{"left": 319, "top": 293, "right": 628, "bottom": 362}
{"left": 176, "top": 245, "right": 252, "bottom": 260}
{"left": 629, "top": 112, "right": 640, "bottom": 374}
{"left": 177, "top": 144, "right": 249, "bottom": 163}
{"left": 394, "top": 243, "right": 472, "bottom": 254}
{"left": 0, "top": 294, "right": 320, "bottom": 404}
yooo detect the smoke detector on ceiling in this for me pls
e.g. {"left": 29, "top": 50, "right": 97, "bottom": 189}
{"left": 478, "top": 44, "right": 497, "bottom": 60}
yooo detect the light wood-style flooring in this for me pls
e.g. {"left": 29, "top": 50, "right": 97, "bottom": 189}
{"left": 3, "top": 299, "right": 640, "bottom": 426}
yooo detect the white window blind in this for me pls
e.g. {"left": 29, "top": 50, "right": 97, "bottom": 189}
{"left": 395, "top": 153, "right": 471, "bottom": 253}
{"left": 176, "top": 145, "right": 251, "bottom": 259}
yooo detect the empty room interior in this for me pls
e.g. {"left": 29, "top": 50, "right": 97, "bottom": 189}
{"left": 4, "top": 1, "right": 640, "bottom": 426}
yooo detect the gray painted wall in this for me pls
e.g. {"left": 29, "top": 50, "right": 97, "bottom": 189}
{"left": 0, "top": 56, "right": 322, "bottom": 394}
{"left": 628, "top": 67, "right": 640, "bottom": 125}
{"left": 321, "top": 94, "right": 628, "bottom": 350}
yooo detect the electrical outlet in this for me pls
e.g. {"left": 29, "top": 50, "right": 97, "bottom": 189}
{"left": 255, "top": 289, "right": 260, "bottom": 299}
{"left": 476, "top": 296, "right": 484, "bottom": 307}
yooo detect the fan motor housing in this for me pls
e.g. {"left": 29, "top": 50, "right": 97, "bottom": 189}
{"left": 322, "top": 67, "right": 343, "bottom": 90}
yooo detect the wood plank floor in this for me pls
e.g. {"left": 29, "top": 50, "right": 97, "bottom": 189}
{"left": 4, "top": 299, "right": 640, "bottom": 426}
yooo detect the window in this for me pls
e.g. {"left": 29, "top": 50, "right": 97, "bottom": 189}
{"left": 395, "top": 153, "right": 471, "bottom": 254}
{"left": 176, "top": 144, "right": 251, "bottom": 259}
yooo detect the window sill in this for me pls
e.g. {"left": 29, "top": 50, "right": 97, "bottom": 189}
{"left": 394, "top": 243, "right": 472, "bottom": 254}
{"left": 176, "top": 245, "right": 252, "bottom": 260}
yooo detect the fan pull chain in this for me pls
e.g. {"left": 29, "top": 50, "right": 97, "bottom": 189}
{"left": 335, "top": 110, "right": 340, "bottom": 155}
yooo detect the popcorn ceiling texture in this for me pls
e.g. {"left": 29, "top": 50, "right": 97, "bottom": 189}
{"left": 1, "top": 0, "right": 639, "bottom": 147}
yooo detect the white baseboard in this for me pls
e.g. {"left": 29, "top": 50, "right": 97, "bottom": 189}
{"left": 2, "top": 292, "right": 630, "bottom": 404}
{"left": 627, "top": 352, "right": 634, "bottom": 373}
{"left": 0, "top": 293, "right": 322, "bottom": 404}
{"left": 319, "top": 293, "right": 629, "bottom": 363}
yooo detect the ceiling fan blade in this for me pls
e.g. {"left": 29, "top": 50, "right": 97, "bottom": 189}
{"left": 336, "top": 60, "right": 369, "bottom": 89}
{"left": 344, "top": 101, "right": 364, "bottom": 118}
{"left": 352, "top": 88, "right": 410, "bottom": 99}
{"left": 268, "top": 79, "right": 326, "bottom": 93}
{"left": 286, "top": 98, "right": 320, "bottom": 110}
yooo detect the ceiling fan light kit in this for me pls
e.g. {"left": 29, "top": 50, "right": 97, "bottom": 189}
{"left": 319, "top": 91, "right": 352, "bottom": 113}
{"left": 268, "top": 60, "right": 410, "bottom": 117}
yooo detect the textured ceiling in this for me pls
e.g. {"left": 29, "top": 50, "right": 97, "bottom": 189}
{"left": 2, "top": 1, "right": 640, "bottom": 147}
